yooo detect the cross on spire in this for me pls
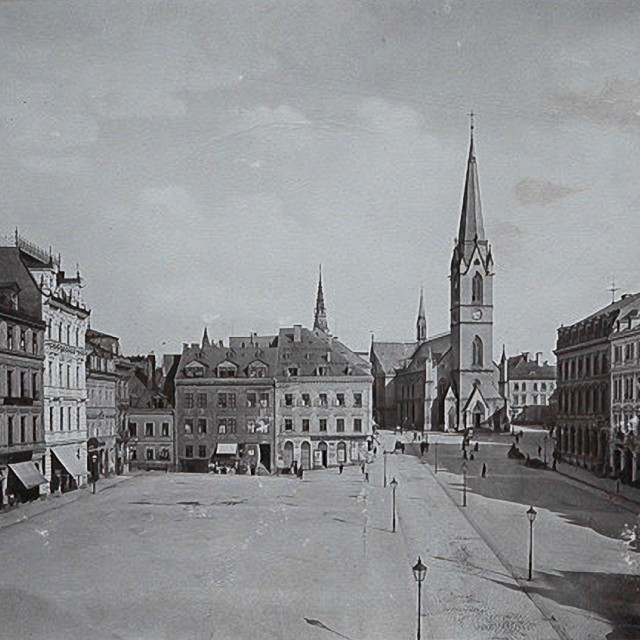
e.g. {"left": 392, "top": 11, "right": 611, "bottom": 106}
{"left": 608, "top": 279, "right": 619, "bottom": 303}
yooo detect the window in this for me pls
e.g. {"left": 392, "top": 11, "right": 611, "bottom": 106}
{"left": 247, "top": 393, "right": 257, "bottom": 408}
{"left": 7, "top": 416, "right": 13, "bottom": 445}
{"left": 287, "top": 367, "right": 299, "bottom": 377}
{"left": 354, "top": 418, "right": 362, "bottom": 432}
{"left": 541, "top": 382, "right": 547, "bottom": 391}
{"left": 521, "top": 395, "right": 527, "bottom": 405}
{"left": 228, "top": 418, "right": 237, "bottom": 433}
{"left": 60, "top": 406, "right": 64, "bottom": 430}
{"left": 472, "top": 336, "right": 483, "bottom": 367}
{"left": 218, "top": 420, "right": 226, "bottom": 434}
{"left": 302, "top": 419, "right": 310, "bottom": 432}
{"left": 185, "top": 445, "right": 193, "bottom": 458}
{"left": 184, "top": 393, "right": 194, "bottom": 409}
{"left": 260, "top": 392, "right": 269, "bottom": 408}
{"left": 353, "top": 393, "right": 362, "bottom": 407}
{"left": 319, "top": 393, "right": 328, "bottom": 407}
{"left": 285, "top": 418, "right": 293, "bottom": 431}
{"left": 336, "top": 393, "right": 345, "bottom": 406}
{"left": 316, "top": 366, "right": 327, "bottom": 376}
{"left": 522, "top": 383, "right": 526, "bottom": 391}
{"left": 184, "top": 419, "right": 193, "bottom": 434}
{"left": 472, "top": 272, "right": 483, "bottom": 304}
{"left": 302, "top": 393, "right": 311, "bottom": 406}
{"left": 198, "top": 445, "right": 207, "bottom": 458}
{"left": 514, "top": 382, "right": 519, "bottom": 391}
{"left": 145, "top": 422, "right": 154, "bottom": 437}
{"left": 19, "top": 329, "right": 25, "bottom": 351}
{"left": 532, "top": 394, "right": 538, "bottom": 405}
{"left": 228, "top": 393, "right": 236, "bottom": 408}
{"left": 218, "top": 393, "right": 227, "bottom": 408}
{"left": 218, "top": 365, "right": 236, "bottom": 378}
{"left": 197, "top": 393, "right": 207, "bottom": 408}
{"left": 198, "top": 418, "right": 207, "bottom": 434}
{"left": 32, "top": 416, "right": 37, "bottom": 442}
{"left": 533, "top": 382, "right": 538, "bottom": 391}
{"left": 7, "top": 326, "right": 13, "bottom": 350}
{"left": 247, "top": 419, "right": 256, "bottom": 433}
{"left": 319, "top": 419, "right": 327, "bottom": 432}
{"left": 285, "top": 394, "right": 293, "bottom": 406}
{"left": 146, "top": 448, "right": 154, "bottom": 461}
{"left": 130, "top": 447, "right": 138, "bottom": 461}
{"left": 541, "top": 394, "right": 547, "bottom": 404}
{"left": 337, "top": 418, "right": 345, "bottom": 433}
{"left": 161, "top": 422, "right": 170, "bottom": 437}
{"left": 6, "top": 370, "right": 12, "bottom": 398}
{"left": 20, "top": 371, "right": 27, "bottom": 398}
{"left": 20, "top": 416, "right": 26, "bottom": 442}
{"left": 32, "top": 372, "right": 39, "bottom": 400}
{"left": 159, "top": 447, "right": 170, "bottom": 460}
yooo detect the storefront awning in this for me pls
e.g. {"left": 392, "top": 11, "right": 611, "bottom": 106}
{"left": 215, "top": 443, "right": 238, "bottom": 456}
{"left": 52, "top": 446, "right": 86, "bottom": 478}
{"left": 8, "top": 461, "right": 47, "bottom": 490}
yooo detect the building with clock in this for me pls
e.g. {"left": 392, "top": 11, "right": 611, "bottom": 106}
{"left": 371, "top": 124, "right": 507, "bottom": 432}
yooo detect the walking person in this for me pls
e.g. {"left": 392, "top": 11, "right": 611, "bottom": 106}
{"left": 481, "top": 463, "right": 487, "bottom": 478}
{"left": 538, "top": 445, "right": 542, "bottom": 457}
{"left": 339, "top": 464, "right": 344, "bottom": 475}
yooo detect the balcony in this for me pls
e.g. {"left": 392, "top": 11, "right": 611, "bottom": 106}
{"left": 2, "top": 396, "right": 35, "bottom": 406}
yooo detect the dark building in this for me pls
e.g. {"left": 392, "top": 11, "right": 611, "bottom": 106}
{"left": 0, "top": 247, "right": 47, "bottom": 505}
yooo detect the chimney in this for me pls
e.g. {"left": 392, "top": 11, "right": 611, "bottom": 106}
{"left": 522, "top": 352, "right": 530, "bottom": 362}
{"left": 326, "top": 350, "right": 331, "bottom": 363}
{"left": 293, "top": 324, "right": 302, "bottom": 342}
{"left": 182, "top": 343, "right": 188, "bottom": 351}
{"left": 218, "top": 340, "right": 223, "bottom": 348}
{"left": 535, "top": 352, "right": 542, "bottom": 365}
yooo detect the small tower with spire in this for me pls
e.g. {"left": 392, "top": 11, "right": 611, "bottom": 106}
{"left": 416, "top": 288, "right": 427, "bottom": 343}
{"left": 313, "top": 265, "right": 329, "bottom": 333}
{"left": 202, "top": 326, "right": 210, "bottom": 348}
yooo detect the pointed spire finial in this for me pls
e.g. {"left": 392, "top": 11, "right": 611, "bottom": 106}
{"left": 314, "top": 264, "right": 329, "bottom": 333}
{"left": 417, "top": 287, "right": 427, "bottom": 342}
{"left": 202, "top": 326, "right": 210, "bottom": 348}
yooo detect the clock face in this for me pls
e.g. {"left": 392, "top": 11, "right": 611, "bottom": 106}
{"left": 472, "top": 309, "right": 483, "bottom": 320}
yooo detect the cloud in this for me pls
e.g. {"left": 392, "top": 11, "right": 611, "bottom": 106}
{"left": 515, "top": 178, "right": 583, "bottom": 206}
{"left": 548, "top": 78, "right": 640, "bottom": 129}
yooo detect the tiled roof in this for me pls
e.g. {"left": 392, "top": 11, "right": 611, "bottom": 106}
{"left": 507, "top": 355, "right": 556, "bottom": 380}
{"left": 370, "top": 341, "right": 417, "bottom": 374}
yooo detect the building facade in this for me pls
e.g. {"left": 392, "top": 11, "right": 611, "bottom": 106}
{"left": 0, "top": 247, "right": 47, "bottom": 504}
{"left": 6, "top": 234, "right": 90, "bottom": 492}
{"left": 554, "top": 294, "right": 640, "bottom": 475}
{"left": 610, "top": 301, "right": 640, "bottom": 484}
{"left": 505, "top": 352, "right": 556, "bottom": 424}
{"left": 371, "top": 124, "right": 507, "bottom": 433}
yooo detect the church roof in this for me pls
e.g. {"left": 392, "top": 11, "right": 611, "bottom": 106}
{"left": 370, "top": 341, "right": 417, "bottom": 374}
{"left": 400, "top": 332, "right": 451, "bottom": 371}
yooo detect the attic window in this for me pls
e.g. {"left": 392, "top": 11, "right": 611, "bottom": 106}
{"left": 218, "top": 365, "right": 236, "bottom": 378}
{"left": 315, "top": 366, "right": 327, "bottom": 376}
{"left": 287, "top": 367, "right": 299, "bottom": 377}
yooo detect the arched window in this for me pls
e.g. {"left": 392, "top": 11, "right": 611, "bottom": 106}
{"left": 472, "top": 336, "right": 483, "bottom": 367}
{"left": 472, "top": 272, "right": 483, "bottom": 304}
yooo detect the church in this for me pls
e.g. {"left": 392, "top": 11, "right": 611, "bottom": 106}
{"left": 370, "top": 123, "right": 508, "bottom": 432}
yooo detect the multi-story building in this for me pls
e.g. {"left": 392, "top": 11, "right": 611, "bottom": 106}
{"left": 505, "top": 351, "right": 556, "bottom": 424}
{"left": 9, "top": 233, "right": 90, "bottom": 492}
{"left": 610, "top": 300, "right": 640, "bottom": 484}
{"left": 176, "top": 332, "right": 278, "bottom": 473}
{"left": 555, "top": 293, "right": 640, "bottom": 476}
{"left": 0, "top": 246, "right": 47, "bottom": 504}
{"left": 275, "top": 321, "right": 373, "bottom": 471}
{"left": 127, "top": 354, "right": 177, "bottom": 471}
{"left": 114, "top": 355, "right": 136, "bottom": 474}
{"left": 86, "top": 329, "right": 121, "bottom": 477}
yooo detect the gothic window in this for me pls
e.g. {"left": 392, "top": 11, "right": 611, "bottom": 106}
{"left": 472, "top": 272, "right": 483, "bottom": 304}
{"left": 472, "top": 336, "right": 483, "bottom": 367}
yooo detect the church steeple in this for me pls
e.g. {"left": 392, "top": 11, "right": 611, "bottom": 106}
{"left": 313, "top": 265, "right": 329, "bottom": 333}
{"left": 416, "top": 288, "right": 427, "bottom": 342}
{"left": 454, "top": 112, "right": 487, "bottom": 267}
{"left": 202, "top": 326, "right": 210, "bottom": 348}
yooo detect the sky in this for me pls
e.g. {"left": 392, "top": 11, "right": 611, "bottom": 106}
{"left": 1, "top": 0, "right": 639, "bottom": 360}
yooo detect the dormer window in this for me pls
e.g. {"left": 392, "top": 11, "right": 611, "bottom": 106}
{"left": 316, "top": 366, "right": 327, "bottom": 376}
{"left": 287, "top": 367, "right": 299, "bottom": 377}
{"left": 218, "top": 361, "right": 237, "bottom": 378}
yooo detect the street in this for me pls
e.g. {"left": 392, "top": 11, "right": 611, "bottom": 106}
{"left": 0, "top": 433, "right": 637, "bottom": 639}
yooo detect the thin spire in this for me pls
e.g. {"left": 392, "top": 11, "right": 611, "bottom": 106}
{"left": 416, "top": 287, "right": 427, "bottom": 342}
{"left": 202, "top": 326, "right": 210, "bottom": 348}
{"left": 457, "top": 112, "right": 485, "bottom": 253}
{"left": 313, "top": 264, "right": 329, "bottom": 333}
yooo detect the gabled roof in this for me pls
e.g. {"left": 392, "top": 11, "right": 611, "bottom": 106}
{"left": 370, "top": 341, "right": 417, "bottom": 374}
{"left": 399, "top": 332, "right": 451, "bottom": 372}
{"left": 508, "top": 355, "right": 556, "bottom": 380}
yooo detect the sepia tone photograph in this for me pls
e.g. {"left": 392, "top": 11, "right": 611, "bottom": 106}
{"left": 0, "top": 1, "right": 639, "bottom": 638}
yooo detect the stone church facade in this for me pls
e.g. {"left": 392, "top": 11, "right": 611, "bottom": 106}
{"left": 371, "top": 125, "right": 507, "bottom": 432}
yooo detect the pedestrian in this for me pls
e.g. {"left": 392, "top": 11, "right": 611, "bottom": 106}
{"left": 552, "top": 459, "right": 557, "bottom": 471}
{"left": 463, "top": 450, "right": 468, "bottom": 460}
{"left": 481, "top": 463, "right": 487, "bottom": 478}
{"left": 360, "top": 462, "right": 365, "bottom": 474}
{"left": 425, "top": 442, "right": 429, "bottom": 453}
{"left": 339, "top": 464, "right": 344, "bottom": 475}
{"left": 538, "top": 446, "right": 542, "bottom": 457}
{"left": 365, "top": 471, "right": 369, "bottom": 483}
{"left": 515, "top": 434, "right": 520, "bottom": 444}
{"left": 298, "top": 467, "right": 304, "bottom": 480}
{"left": 469, "top": 453, "right": 475, "bottom": 461}
{"left": 474, "top": 442, "right": 479, "bottom": 452}
{"left": 461, "top": 440, "right": 466, "bottom": 451}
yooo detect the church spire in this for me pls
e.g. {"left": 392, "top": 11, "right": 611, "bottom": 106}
{"left": 416, "top": 288, "right": 427, "bottom": 342}
{"left": 201, "top": 326, "right": 210, "bottom": 348}
{"left": 313, "top": 265, "right": 329, "bottom": 333}
{"left": 456, "top": 112, "right": 485, "bottom": 258}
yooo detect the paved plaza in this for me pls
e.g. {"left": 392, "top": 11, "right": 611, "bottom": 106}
{"left": 0, "top": 430, "right": 638, "bottom": 639}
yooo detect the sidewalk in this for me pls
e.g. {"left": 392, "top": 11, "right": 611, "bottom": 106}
{"left": 366, "top": 444, "right": 561, "bottom": 639}
{"left": 0, "top": 472, "right": 135, "bottom": 533}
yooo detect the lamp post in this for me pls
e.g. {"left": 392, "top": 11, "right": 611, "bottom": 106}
{"left": 412, "top": 556, "right": 427, "bottom": 640}
{"left": 543, "top": 435, "right": 548, "bottom": 465}
{"left": 390, "top": 477, "right": 398, "bottom": 533}
{"left": 434, "top": 442, "right": 438, "bottom": 474}
{"left": 527, "top": 506, "right": 537, "bottom": 580}
{"left": 461, "top": 460, "right": 468, "bottom": 507}
{"left": 384, "top": 450, "right": 388, "bottom": 488}
{"left": 0, "top": 469, "right": 4, "bottom": 509}
{"left": 91, "top": 453, "right": 98, "bottom": 495}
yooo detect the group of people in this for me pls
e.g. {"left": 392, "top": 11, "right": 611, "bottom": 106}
{"left": 462, "top": 439, "right": 488, "bottom": 477}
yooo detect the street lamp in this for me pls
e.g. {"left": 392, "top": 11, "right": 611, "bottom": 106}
{"left": 91, "top": 453, "right": 98, "bottom": 495}
{"left": 412, "top": 556, "right": 428, "bottom": 640}
{"left": 384, "top": 450, "right": 388, "bottom": 488}
{"left": 526, "top": 506, "right": 537, "bottom": 580}
{"left": 461, "top": 460, "right": 468, "bottom": 507}
{"left": 434, "top": 442, "right": 438, "bottom": 474}
{"left": 543, "top": 435, "right": 548, "bottom": 465}
{"left": 390, "top": 477, "right": 398, "bottom": 533}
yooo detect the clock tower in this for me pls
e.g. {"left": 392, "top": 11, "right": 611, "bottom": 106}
{"left": 449, "top": 118, "right": 501, "bottom": 429}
